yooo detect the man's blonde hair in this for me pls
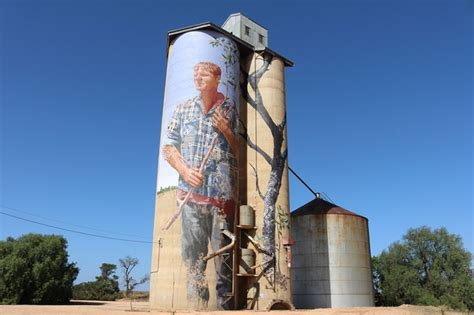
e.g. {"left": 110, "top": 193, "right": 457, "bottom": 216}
{"left": 194, "top": 62, "right": 221, "bottom": 78}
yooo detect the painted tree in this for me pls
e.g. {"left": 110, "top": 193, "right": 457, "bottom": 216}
{"left": 240, "top": 54, "right": 288, "bottom": 282}
{"left": 209, "top": 37, "right": 239, "bottom": 98}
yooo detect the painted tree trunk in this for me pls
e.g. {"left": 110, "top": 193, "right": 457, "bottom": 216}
{"left": 262, "top": 162, "right": 285, "bottom": 278}
{"left": 241, "top": 54, "right": 289, "bottom": 287}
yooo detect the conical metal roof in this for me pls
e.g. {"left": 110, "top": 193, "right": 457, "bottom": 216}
{"left": 291, "top": 198, "right": 367, "bottom": 221}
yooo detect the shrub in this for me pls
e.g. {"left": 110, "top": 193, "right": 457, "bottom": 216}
{"left": 72, "top": 263, "right": 120, "bottom": 301}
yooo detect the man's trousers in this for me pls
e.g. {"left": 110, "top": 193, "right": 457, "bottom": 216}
{"left": 181, "top": 201, "right": 234, "bottom": 310}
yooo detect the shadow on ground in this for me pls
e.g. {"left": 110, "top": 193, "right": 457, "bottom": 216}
{"left": 69, "top": 301, "right": 106, "bottom": 306}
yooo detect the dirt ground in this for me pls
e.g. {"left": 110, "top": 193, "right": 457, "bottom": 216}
{"left": 0, "top": 301, "right": 471, "bottom": 315}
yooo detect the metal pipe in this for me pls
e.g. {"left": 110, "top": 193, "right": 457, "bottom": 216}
{"left": 288, "top": 166, "right": 318, "bottom": 197}
{"left": 203, "top": 230, "right": 236, "bottom": 261}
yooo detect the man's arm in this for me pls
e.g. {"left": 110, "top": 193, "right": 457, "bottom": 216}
{"left": 162, "top": 145, "right": 203, "bottom": 188}
{"left": 212, "top": 107, "right": 239, "bottom": 156}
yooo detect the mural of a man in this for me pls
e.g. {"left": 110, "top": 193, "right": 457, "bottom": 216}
{"left": 162, "top": 62, "right": 238, "bottom": 309}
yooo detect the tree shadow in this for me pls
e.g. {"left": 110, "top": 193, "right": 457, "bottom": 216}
{"left": 69, "top": 300, "right": 106, "bottom": 306}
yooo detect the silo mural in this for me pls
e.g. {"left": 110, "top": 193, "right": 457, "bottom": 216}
{"left": 150, "top": 30, "right": 239, "bottom": 311}
{"left": 150, "top": 16, "right": 295, "bottom": 311}
{"left": 151, "top": 14, "right": 374, "bottom": 312}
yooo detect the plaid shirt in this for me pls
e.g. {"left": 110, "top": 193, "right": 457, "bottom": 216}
{"left": 165, "top": 96, "right": 238, "bottom": 202}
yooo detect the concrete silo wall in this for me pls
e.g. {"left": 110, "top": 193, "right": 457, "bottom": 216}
{"left": 150, "top": 23, "right": 294, "bottom": 311}
{"left": 291, "top": 213, "right": 374, "bottom": 309}
{"left": 150, "top": 30, "right": 240, "bottom": 311}
{"left": 240, "top": 52, "right": 292, "bottom": 310}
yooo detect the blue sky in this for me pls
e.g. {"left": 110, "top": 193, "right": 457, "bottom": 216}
{"left": 1, "top": 0, "right": 472, "bottom": 289}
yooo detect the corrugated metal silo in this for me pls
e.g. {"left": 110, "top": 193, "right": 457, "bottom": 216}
{"left": 290, "top": 198, "right": 374, "bottom": 309}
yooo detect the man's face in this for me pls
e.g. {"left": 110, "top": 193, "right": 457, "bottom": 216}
{"left": 194, "top": 67, "right": 219, "bottom": 92}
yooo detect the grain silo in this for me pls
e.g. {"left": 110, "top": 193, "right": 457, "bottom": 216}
{"left": 150, "top": 13, "right": 294, "bottom": 311}
{"left": 291, "top": 197, "right": 375, "bottom": 308}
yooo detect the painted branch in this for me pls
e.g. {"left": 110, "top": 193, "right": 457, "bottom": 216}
{"left": 244, "top": 231, "right": 266, "bottom": 253}
{"left": 280, "top": 113, "right": 287, "bottom": 131}
{"left": 249, "top": 163, "right": 265, "bottom": 200}
{"left": 203, "top": 229, "right": 236, "bottom": 261}
{"left": 248, "top": 56, "right": 278, "bottom": 134}
{"left": 245, "top": 134, "right": 272, "bottom": 165}
{"left": 241, "top": 56, "right": 278, "bottom": 136}
{"left": 239, "top": 118, "right": 272, "bottom": 165}
{"left": 249, "top": 55, "right": 271, "bottom": 86}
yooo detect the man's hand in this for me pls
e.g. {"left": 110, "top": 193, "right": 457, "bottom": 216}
{"left": 212, "top": 107, "right": 230, "bottom": 134}
{"left": 212, "top": 107, "right": 238, "bottom": 156}
{"left": 163, "top": 145, "right": 204, "bottom": 188}
{"left": 182, "top": 167, "right": 203, "bottom": 188}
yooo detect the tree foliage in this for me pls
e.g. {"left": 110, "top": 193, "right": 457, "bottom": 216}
{"left": 372, "top": 226, "right": 474, "bottom": 310}
{"left": 119, "top": 256, "right": 149, "bottom": 297}
{"left": 72, "top": 263, "right": 120, "bottom": 301}
{"left": 0, "top": 234, "right": 79, "bottom": 304}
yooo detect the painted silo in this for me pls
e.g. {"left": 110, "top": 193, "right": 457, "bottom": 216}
{"left": 149, "top": 29, "right": 240, "bottom": 311}
{"left": 239, "top": 51, "right": 294, "bottom": 311}
{"left": 150, "top": 14, "right": 295, "bottom": 311}
{"left": 290, "top": 198, "right": 374, "bottom": 308}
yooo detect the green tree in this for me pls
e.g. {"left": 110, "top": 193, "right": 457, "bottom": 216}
{"left": 372, "top": 226, "right": 474, "bottom": 310}
{"left": 119, "top": 256, "right": 149, "bottom": 297}
{"left": 97, "top": 263, "right": 119, "bottom": 284}
{"left": 72, "top": 263, "right": 120, "bottom": 301}
{"left": 0, "top": 234, "right": 79, "bottom": 304}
